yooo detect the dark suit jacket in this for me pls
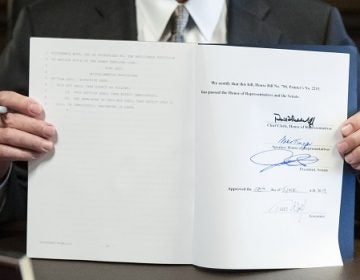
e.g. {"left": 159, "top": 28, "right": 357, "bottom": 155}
{"left": 0, "top": 0, "right": 356, "bottom": 223}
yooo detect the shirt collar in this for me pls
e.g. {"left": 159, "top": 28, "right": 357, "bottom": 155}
{"left": 185, "top": 0, "right": 225, "bottom": 41}
{"left": 136, "top": 0, "right": 226, "bottom": 41}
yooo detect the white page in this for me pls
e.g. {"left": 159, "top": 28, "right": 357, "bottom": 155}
{"left": 28, "top": 38, "right": 195, "bottom": 263}
{"left": 193, "top": 45, "right": 348, "bottom": 268}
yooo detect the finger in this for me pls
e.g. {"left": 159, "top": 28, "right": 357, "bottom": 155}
{"left": 342, "top": 143, "right": 360, "bottom": 166}
{"left": 0, "top": 91, "right": 44, "bottom": 120}
{"left": 340, "top": 112, "right": 360, "bottom": 137}
{"left": 337, "top": 128, "right": 360, "bottom": 156}
{"left": 2, "top": 112, "right": 56, "bottom": 139}
{"left": 0, "top": 128, "right": 54, "bottom": 154}
{"left": 338, "top": 139, "right": 360, "bottom": 166}
{"left": 350, "top": 163, "right": 360, "bottom": 171}
{"left": 0, "top": 144, "right": 41, "bottom": 161}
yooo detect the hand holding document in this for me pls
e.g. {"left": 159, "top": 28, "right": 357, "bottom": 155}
{"left": 28, "top": 38, "right": 354, "bottom": 269}
{"left": 0, "top": 91, "right": 56, "bottom": 180}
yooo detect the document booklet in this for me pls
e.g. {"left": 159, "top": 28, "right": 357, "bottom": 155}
{"left": 28, "top": 38, "right": 357, "bottom": 269}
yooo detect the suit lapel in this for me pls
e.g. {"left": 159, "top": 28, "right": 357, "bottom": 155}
{"left": 88, "top": 0, "right": 138, "bottom": 40}
{"left": 227, "top": 0, "right": 282, "bottom": 46}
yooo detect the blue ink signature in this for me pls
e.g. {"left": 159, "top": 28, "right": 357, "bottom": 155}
{"left": 278, "top": 135, "right": 311, "bottom": 150}
{"left": 250, "top": 148, "right": 318, "bottom": 172}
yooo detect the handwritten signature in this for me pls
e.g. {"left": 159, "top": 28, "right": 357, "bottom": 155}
{"left": 250, "top": 148, "right": 318, "bottom": 172}
{"left": 266, "top": 200, "right": 327, "bottom": 222}
{"left": 278, "top": 135, "right": 312, "bottom": 150}
{"left": 267, "top": 199, "right": 307, "bottom": 214}
{"left": 274, "top": 113, "right": 315, "bottom": 128}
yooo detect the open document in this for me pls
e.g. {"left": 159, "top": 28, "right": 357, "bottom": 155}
{"left": 28, "top": 38, "right": 355, "bottom": 269}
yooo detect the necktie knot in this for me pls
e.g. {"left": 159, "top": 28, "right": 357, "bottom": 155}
{"left": 170, "top": 5, "right": 190, "bottom": 42}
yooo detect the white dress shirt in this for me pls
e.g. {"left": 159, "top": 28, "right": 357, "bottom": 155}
{"left": 136, "top": 0, "right": 227, "bottom": 43}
